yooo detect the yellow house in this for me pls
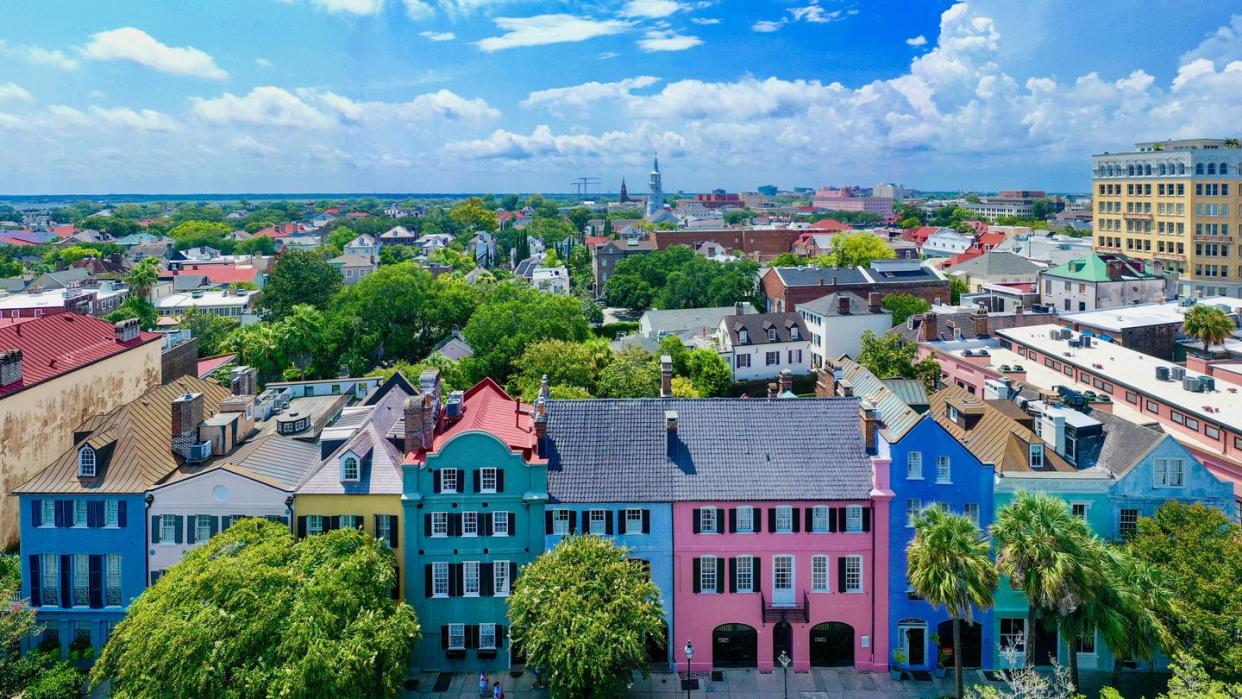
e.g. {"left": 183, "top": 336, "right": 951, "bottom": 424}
{"left": 293, "top": 379, "right": 411, "bottom": 599}
{"left": 0, "top": 316, "right": 161, "bottom": 547}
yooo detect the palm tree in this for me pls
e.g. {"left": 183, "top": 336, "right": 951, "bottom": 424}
{"left": 991, "top": 491, "right": 1101, "bottom": 669}
{"left": 1182, "top": 304, "right": 1234, "bottom": 355}
{"left": 907, "top": 506, "right": 998, "bottom": 699}
{"left": 279, "top": 304, "right": 325, "bottom": 378}
{"left": 125, "top": 257, "right": 160, "bottom": 301}
{"left": 1055, "top": 538, "right": 1125, "bottom": 690}
{"left": 1106, "top": 549, "right": 1173, "bottom": 687}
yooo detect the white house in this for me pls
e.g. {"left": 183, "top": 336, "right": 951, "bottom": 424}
{"left": 343, "top": 234, "right": 380, "bottom": 257}
{"left": 717, "top": 306, "right": 812, "bottom": 381}
{"left": 922, "top": 229, "right": 975, "bottom": 258}
{"left": 532, "top": 265, "right": 570, "bottom": 294}
{"left": 798, "top": 292, "right": 893, "bottom": 368}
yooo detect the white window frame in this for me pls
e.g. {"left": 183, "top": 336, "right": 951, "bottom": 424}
{"left": 480, "top": 467, "right": 498, "bottom": 493}
{"left": 104, "top": 500, "right": 119, "bottom": 528}
{"left": 73, "top": 554, "right": 89, "bottom": 607}
{"left": 736, "top": 556, "right": 754, "bottom": 593}
{"left": 700, "top": 555, "right": 718, "bottom": 593}
{"left": 907, "top": 451, "right": 923, "bottom": 479}
{"left": 440, "top": 468, "right": 459, "bottom": 493}
{"left": 964, "top": 503, "right": 980, "bottom": 526}
{"left": 376, "top": 514, "right": 392, "bottom": 544}
{"left": 494, "top": 560, "right": 511, "bottom": 596}
{"left": 41, "top": 500, "right": 55, "bottom": 528}
{"left": 1029, "top": 444, "right": 1044, "bottom": 469}
{"left": 1154, "top": 458, "right": 1184, "bottom": 487}
{"left": 480, "top": 623, "right": 498, "bottom": 650}
{"left": 73, "top": 500, "right": 87, "bottom": 528}
{"left": 160, "top": 514, "right": 177, "bottom": 543}
{"left": 936, "top": 456, "right": 951, "bottom": 483}
{"left": 552, "top": 510, "right": 570, "bottom": 535}
{"left": 195, "top": 515, "right": 211, "bottom": 543}
{"left": 1071, "top": 502, "right": 1089, "bottom": 521}
{"left": 432, "top": 562, "right": 449, "bottom": 597}
{"left": 844, "top": 555, "right": 863, "bottom": 593}
{"left": 447, "top": 623, "right": 465, "bottom": 650}
{"left": 775, "top": 506, "right": 793, "bottom": 533}
{"left": 906, "top": 499, "right": 921, "bottom": 528}
{"left": 812, "top": 505, "right": 829, "bottom": 533}
{"left": 589, "top": 510, "right": 607, "bottom": 535}
{"left": 492, "top": 511, "right": 510, "bottom": 537}
{"left": 1000, "top": 618, "right": 1026, "bottom": 654}
{"left": 625, "top": 508, "right": 643, "bottom": 535}
{"left": 700, "top": 507, "right": 718, "bottom": 534}
{"left": 105, "top": 554, "right": 121, "bottom": 606}
{"left": 41, "top": 554, "right": 59, "bottom": 607}
{"left": 431, "top": 512, "right": 448, "bottom": 537}
{"left": 736, "top": 506, "right": 754, "bottom": 533}
{"left": 811, "top": 555, "right": 830, "bottom": 593}
{"left": 1074, "top": 631, "right": 1096, "bottom": 655}
{"left": 341, "top": 455, "right": 360, "bottom": 482}
{"left": 463, "top": 512, "right": 478, "bottom": 537}
{"left": 78, "top": 447, "right": 96, "bottom": 478}
{"left": 463, "top": 561, "right": 480, "bottom": 597}
{"left": 845, "top": 505, "right": 863, "bottom": 533}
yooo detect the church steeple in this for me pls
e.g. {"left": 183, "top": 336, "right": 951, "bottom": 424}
{"left": 619, "top": 177, "right": 630, "bottom": 203}
{"left": 646, "top": 152, "right": 664, "bottom": 217}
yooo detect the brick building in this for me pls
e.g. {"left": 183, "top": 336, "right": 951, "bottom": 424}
{"left": 762, "top": 260, "right": 951, "bottom": 312}
{"left": 652, "top": 228, "right": 804, "bottom": 261}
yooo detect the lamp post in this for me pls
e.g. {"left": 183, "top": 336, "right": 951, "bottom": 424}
{"left": 777, "top": 650, "right": 791, "bottom": 699}
{"left": 683, "top": 640, "right": 695, "bottom": 698}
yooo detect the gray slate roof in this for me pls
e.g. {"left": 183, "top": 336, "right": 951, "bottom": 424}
{"left": 947, "top": 251, "right": 1043, "bottom": 277}
{"left": 724, "top": 312, "right": 808, "bottom": 346}
{"left": 544, "top": 397, "right": 873, "bottom": 503}
{"left": 641, "top": 304, "right": 755, "bottom": 335}
{"left": 772, "top": 266, "right": 868, "bottom": 287}
{"left": 297, "top": 385, "right": 409, "bottom": 495}
{"left": 1087, "top": 408, "right": 1166, "bottom": 477}
{"left": 799, "top": 292, "right": 882, "bottom": 317}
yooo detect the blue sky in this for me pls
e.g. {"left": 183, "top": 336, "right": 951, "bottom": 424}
{"left": 1, "top": 1, "right": 1241, "bottom": 194}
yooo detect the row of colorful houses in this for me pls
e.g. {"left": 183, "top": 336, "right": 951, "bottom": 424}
{"left": 13, "top": 360, "right": 1234, "bottom": 678}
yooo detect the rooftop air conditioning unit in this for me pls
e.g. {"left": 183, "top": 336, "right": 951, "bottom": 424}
{"left": 1156, "top": 366, "right": 1170, "bottom": 381}
{"left": 1183, "top": 376, "right": 1204, "bottom": 392}
{"left": 1201, "top": 376, "right": 1216, "bottom": 392}
{"left": 187, "top": 441, "right": 212, "bottom": 463}
{"left": 1081, "top": 336, "right": 1092, "bottom": 348}
{"left": 1170, "top": 366, "right": 1186, "bottom": 380}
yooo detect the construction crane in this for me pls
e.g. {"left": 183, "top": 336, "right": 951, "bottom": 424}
{"left": 570, "top": 176, "right": 601, "bottom": 196}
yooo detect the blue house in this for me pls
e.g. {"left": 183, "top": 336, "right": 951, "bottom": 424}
{"left": 822, "top": 359, "right": 996, "bottom": 673}
{"left": 12, "top": 378, "right": 231, "bottom": 658}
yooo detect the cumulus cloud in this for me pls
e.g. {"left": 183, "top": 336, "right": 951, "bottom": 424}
{"left": 256, "top": 57, "right": 274, "bottom": 68}
{"left": 26, "top": 47, "right": 80, "bottom": 70}
{"left": 191, "top": 87, "right": 335, "bottom": 128}
{"left": 444, "top": 123, "right": 685, "bottom": 161}
{"left": 233, "top": 135, "right": 280, "bottom": 156}
{"left": 751, "top": 20, "right": 785, "bottom": 33}
{"left": 403, "top": 0, "right": 436, "bottom": 20}
{"left": 83, "top": 27, "right": 228, "bottom": 79}
{"left": 90, "top": 106, "right": 179, "bottom": 132}
{"left": 421, "top": 31, "right": 456, "bottom": 41}
{"left": 522, "top": 76, "right": 660, "bottom": 111}
{"left": 475, "top": 14, "right": 631, "bottom": 52}
{"left": 906, "top": 35, "right": 927, "bottom": 47}
{"left": 1181, "top": 14, "right": 1242, "bottom": 66}
{"left": 191, "top": 85, "right": 499, "bottom": 129}
{"left": 637, "top": 30, "right": 702, "bottom": 52}
{"left": 0, "top": 83, "right": 34, "bottom": 103}
{"left": 753, "top": 1, "right": 854, "bottom": 32}
{"left": 312, "top": 0, "right": 383, "bottom": 15}
{"left": 691, "top": 17, "right": 720, "bottom": 25}
{"left": 621, "top": 0, "right": 683, "bottom": 19}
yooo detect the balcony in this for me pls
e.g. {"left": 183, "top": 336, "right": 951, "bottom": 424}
{"left": 761, "top": 591, "right": 810, "bottom": 624}
{"left": 1122, "top": 212, "right": 1153, "bottom": 220}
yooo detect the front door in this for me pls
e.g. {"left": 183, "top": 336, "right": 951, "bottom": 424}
{"left": 773, "top": 621, "right": 793, "bottom": 665}
{"left": 898, "top": 623, "right": 926, "bottom": 667}
{"left": 772, "top": 555, "right": 794, "bottom": 606}
{"left": 1032, "top": 619, "right": 1058, "bottom": 667}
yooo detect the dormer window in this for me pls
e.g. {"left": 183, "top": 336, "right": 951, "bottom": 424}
{"left": 1029, "top": 444, "right": 1044, "bottom": 469}
{"left": 790, "top": 326, "right": 799, "bottom": 340}
{"left": 341, "top": 455, "right": 360, "bottom": 482}
{"left": 767, "top": 328, "right": 777, "bottom": 342}
{"left": 739, "top": 329, "right": 749, "bottom": 344}
{"left": 78, "top": 446, "right": 96, "bottom": 478}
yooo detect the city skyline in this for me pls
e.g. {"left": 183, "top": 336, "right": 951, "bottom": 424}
{"left": 1, "top": 1, "right": 1241, "bottom": 194}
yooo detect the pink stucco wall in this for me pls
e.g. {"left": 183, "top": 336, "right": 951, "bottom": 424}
{"left": 672, "top": 490, "right": 890, "bottom": 673}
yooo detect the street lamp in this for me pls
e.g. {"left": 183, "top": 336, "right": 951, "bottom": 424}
{"left": 777, "top": 650, "right": 791, "bottom": 699}
{"left": 683, "top": 640, "right": 695, "bottom": 698}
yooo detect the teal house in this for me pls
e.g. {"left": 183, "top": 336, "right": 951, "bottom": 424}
{"left": 402, "top": 376, "right": 548, "bottom": 672}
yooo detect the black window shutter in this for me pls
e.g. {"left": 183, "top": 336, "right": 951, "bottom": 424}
{"left": 151, "top": 515, "right": 161, "bottom": 543}
{"left": 804, "top": 508, "right": 813, "bottom": 532}
{"left": 389, "top": 515, "right": 399, "bottom": 548}
{"left": 496, "top": 470, "right": 504, "bottom": 492}
{"left": 452, "top": 563, "right": 464, "bottom": 597}
{"left": 716, "top": 558, "right": 726, "bottom": 592}
{"left": 728, "top": 558, "right": 737, "bottom": 593}
{"left": 440, "top": 625, "right": 449, "bottom": 649}
{"left": 469, "top": 625, "right": 480, "bottom": 649}
{"left": 691, "top": 509, "right": 701, "bottom": 533}
{"left": 728, "top": 508, "right": 737, "bottom": 533}
{"left": 118, "top": 500, "right": 127, "bottom": 527}
{"left": 447, "top": 563, "right": 458, "bottom": 596}
{"left": 451, "top": 513, "right": 462, "bottom": 537}
{"left": 88, "top": 555, "right": 102, "bottom": 608}
{"left": 433, "top": 470, "right": 442, "bottom": 493}
{"left": 605, "top": 512, "right": 614, "bottom": 535}
{"left": 483, "top": 514, "right": 493, "bottom": 537}
{"left": 507, "top": 513, "right": 516, "bottom": 534}
{"left": 692, "top": 558, "right": 701, "bottom": 593}
{"left": 481, "top": 563, "right": 494, "bottom": 596}
{"left": 642, "top": 510, "right": 650, "bottom": 534}
{"left": 373, "top": 514, "right": 381, "bottom": 539}
{"left": 187, "top": 516, "right": 197, "bottom": 545}
{"left": 473, "top": 470, "right": 481, "bottom": 493}
{"left": 54, "top": 500, "right": 66, "bottom": 528}
{"left": 752, "top": 508, "right": 762, "bottom": 532}
{"left": 222, "top": 515, "right": 232, "bottom": 530}
{"left": 29, "top": 555, "right": 41, "bottom": 607}
{"left": 88, "top": 501, "right": 102, "bottom": 528}
{"left": 496, "top": 625, "right": 505, "bottom": 648}
{"left": 209, "top": 516, "right": 219, "bottom": 538}
{"left": 59, "top": 555, "right": 70, "bottom": 609}
{"left": 791, "top": 508, "right": 801, "bottom": 533}
{"left": 837, "top": 508, "right": 847, "bottom": 533}
{"left": 424, "top": 565, "right": 433, "bottom": 598}
{"left": 329, "top": 515, "right": 341, "bottom": 531}
{"left": 754, "top": 557, "right": 761, "bottom": 591}
{"left": 767, "top": 508, "right": 776, "bottom": 533}
{"left": 544, "top": 510, "right": 553, "bottom": 534}
{"left": 828, "top": 508, "right": 839, "bottom": 533}
{"left": 862, "top": 508, "right": 871, "bottom": 532}
{"left": 297, "top": 516, "right": 307, "bottom": 538}
{"left": 838, "top": 558, "right": 847, "bottom": 593}
{"left": 424, "top": 514, "right": 433, "bottom": 537}
{"left": 173, "top": 516, "right": 184, "bottom": 544}
{"left": 509, "top": 561, "right": 517, "bottom": 583}
{"left": 567, "top": 511, "right": 577, "bottom": 533}
{"left": 31, "top": 499, "right": 41, "bottom": 527}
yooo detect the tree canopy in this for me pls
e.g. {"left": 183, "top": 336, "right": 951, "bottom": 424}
{"left": 857, "top": 330, "right": 941, "bottom": 389}
{"left": 463, "top": 283, "right": 591, "bottom": 384}
{"left": 604, "top": 245, "right": 758, "bottom": 313}
{"left": 596, "top": 348, "right": 661, "bottom": 398}
{"left": 91, "top": 519, "right": 419, "bottom": 699}
{"left": 257, "top": 249, "right": 343, "bottom": 321}
{"left": 820, "top": 233, "right": 896, "bottom": 268}
{"left": 881, "top": 293, "right": 930, "bottom": 326}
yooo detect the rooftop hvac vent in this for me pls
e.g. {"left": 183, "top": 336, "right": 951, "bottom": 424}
{"left": 1183, "top": 375, "right": 1204, "bottom": 392}
{"left": 1201, "top": 376, "right": 1216, "bottom": 392}
{"left": 186, "top": 441, "right": 212, "bottom": 463}
{"left": 1156, "top": 366, "right": 1170, "bottom": 381}
{"left": 1170, "top": 366, "right": 1186, "bottom": 380}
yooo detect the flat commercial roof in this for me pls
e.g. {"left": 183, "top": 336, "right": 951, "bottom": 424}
{"left": 1062, "top": 296, "right": 1242, "bottom": 332}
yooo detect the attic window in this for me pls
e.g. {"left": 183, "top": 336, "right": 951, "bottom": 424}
{"left": 78, "top": 446, "right": 96, "bottom": 478}
{"left": 790, "top": 326, "right": 800, "bottom": 340}
{"left": 739, "top": 329, "right": 749, "bottom": 344}
{"left": 767, "top": 328, "right": 777, "bottom": 342}
{"left": 1029, "top": 444, "right": 1045, "bottom": 469}
{"left": 341, "top": 455, "right": 360, "bottom": 482}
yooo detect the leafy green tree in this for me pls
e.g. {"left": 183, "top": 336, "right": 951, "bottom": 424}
{"left": 770, "top": 252, "right": 806, "bottom": 267}
{"left": 527, "top": 217, "right": 577, "bottom": 248}
{"left": 125, "top": 256, "right": 160, "bottom": 299}
{"left": 604, "top": 246, "right": 758, "bottom": 313}
{"left": 856, "top": 330, "right": 941, "bottom": 389}
{"left": 449, "top": 197, "right": 497, "bottom": 233}
{"left": 258, "top": 249, "right": 342, "bottom": 321}
{"left": 991, "top": 492, "right": 1102, "bottom": 669}
{"left": 428, "top": 247, "right": 475, "bottom": 273}
{"left": 0, "top": 257, "right": 22, "bottom": 278}
{"left": 463, "top": 284, "right": 591, "bottom": 384}
{"left": 91, "top": 519, "right": 419, "bottom": 699}
{"left": 105, "top": 296, "right": 158, "bottom": 330}
{"left": 950, "top": 276, "right": 970, "bottom": 305}
{"left": 723, "top": 210, "right": 753, "bottom": 226}
{"left": 508, "top": 536, "right": 665, "bottom": 699}
{"left": 596, "top": 348, "right": 661, "bottom": 398}
{"left": 907, "top": 506, "right": 997, "bottom": 699}
{"left": 605, "top": 273, "right": 655, "bottom": 314}
{"left": 181, "top": 308, "right": 239, "bottom": 357}
{"left": 234, "top": 235, "right": 277, "bottom": 256}
{"left": 500, "top": 194, "right": 520, "bottom": 211}
{"left": 881, "top": 293, "right": 931, "bottom": 326}
{"left": 684, "top": 348, "right": 732, "bottom": 397}
{"left": 1151, "top": 652, "right": 1242, "bottom": 698}
{"left": 326, "top": 225, "right": 358, "bottom": 250}
{"left": 0, "top": 554, "right": 82, "bottom": 698}
{"left": 1183, "top": 304, "right": 1235, "bottom": 354}
{"left": 370, "top": 355, "right": 471, "bottom": 393}
{"left": 223, "top": 323, "right": 286, "bottom": 382}
{"left": 567, "top": 206, "right": 592, "bottom": 232}
{"left": 278, "top": 304, "right": 325, "bottom": 379}
{"left": 320, "top": 263, "right": 445, "bottom": 374}
{"left": 379, "top": 244, "right": 416, "bottom": 266}
{"left": 1127, "top": 502, "right": 1242, "bottom": 680}
{"left": 658, "top": 335, "right": 688, "bottom": 374}
{"left": 513, "top": 339, "right": 609, "bottom": 399}
{"left": 169, "top": 220, "right": 231, "bottom": 242}
{"left": 670, "top": 376, "right": 701, "bottom": 397}
{"left": 1029, "top": 199, "right": 1057, "bottom": 220}
{"left": 821, "top": 233, "right": 896, "bottom": 268}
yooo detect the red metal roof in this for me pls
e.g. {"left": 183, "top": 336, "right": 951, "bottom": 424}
{"left": 51, "top": 225, "right": 76, "bottom": 238}
{"left": 584, "top": 236, "right": 608, "bottom": 248}
{"left": 0, "top": 313, "right": 160, "bottom": 399}
{"left": 172, "top": 264, "right": 258, "bottom": 285}
{"left": 197, "top": 353, "right": 236, "bottom": 378}
{"left": 809, "top": 218, "right": 851, "bottom": 231}
{"left": 406, "top": 378, "right": 541, "bottom": 464}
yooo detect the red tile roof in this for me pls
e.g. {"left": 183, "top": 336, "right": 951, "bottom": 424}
{"left": 0, "top": 313, "right": 160, "bottom": 399}
{"left": 172, "top": 264, "right": 258, "bottom": 285}
{"left": 50, "top": 225, "right": 76, "bottom": 239}
{"left": 0, "top": 235, "right": 36, "bottom": 246}
{"left": 905, "top": 226, "right": 940, "bottom": 244}
{"left": 977, "top": 231, "right": 1006, "bottom": 248}
{"left": 405, "top": 378, "right": 541, "bottom": 464}
{"left": 346, "top": 211, "right": 369, "bottom": 218}
{"left": 584, "top": 236, "right": 609, "bottom": 248}
{"left": 809, "top": 218, "right": 851, "bottom": 231}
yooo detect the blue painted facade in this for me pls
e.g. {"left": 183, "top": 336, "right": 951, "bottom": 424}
{"left": 18, "top": 494, "right": 148, "bottom": 658}
{"left": 1106, "top": 436, "right": 1235, "bottom": 539}
{"left": 543, "top": 502, "right": 675, "bottom": 669}
{"left": 884, "top": 417, "right": 997, "bottom": 672}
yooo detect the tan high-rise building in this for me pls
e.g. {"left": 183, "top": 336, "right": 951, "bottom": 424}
{"left": 1092, "top": 139, "right": 1242, "bottom": 297}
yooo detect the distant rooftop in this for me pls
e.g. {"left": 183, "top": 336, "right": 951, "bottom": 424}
{"left": 1062, "top": 296, "right": 1242, "bottom": 332}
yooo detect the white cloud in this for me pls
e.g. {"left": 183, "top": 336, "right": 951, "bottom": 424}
{"left": 403, "top": 0, "right": 436, "bottom": 20}
{"left": 0, "top": 83, "right": 34, "bottom": 103}
{"left": 1181, "top": 14, "right": 1242, "bottom": 66}
{"left": 754, "top": 2, "right": 854, "bottom": 33}
{"left": 256, "top": 57, "right": 274, "bottom": 68}
{"left": 637, "top": 30, "right": 702, "bottom": 52}
{"left": 421, "top": 31, "right": 457, "bottom": 41}
{"left": 444, "top": 123, "right": 684, "bottom": 161}
{"left": 751, "top": 20, "right": 785, "bottom": 33}
{"left": 691, "top": 17, "right": 720, "bottom": 25}
{"left": 312, "top": 0, "right": 383, "bottom": 15}
{"left": 621, "top": 0, "right": 683, "bottom": 19}
{"left": 598, "top": 51, "right": 621, "bottom": 59}
{"left": 191, "top": 87, "right": 336, "bottom": 128}
{"left": 27, "top": 47, "right": 80, "bottom": 70}
{"left": 83, "top": 27, "right": 228, "bottom": 80}
{"left": 400, "top": 89, "right": 501, "bottom": 120}
{"left": 233, "top": 135, "right": 280, "bottom": 156}
{"left": 1173, "top": 58, "right": 1217, "bottom": 90}
{"left": 906, "top": 35, "right": 927, "bottom": 47}
{"left": 475, "top": 14, "right": 631, "bottom": 52}
{"left": 0, "top": 112, "right": 21, "bottom": 129}
{"left": 523, "top": 76, "right": 660, "bottom": 111}
{"left": 192, "top": 85, "right": 499, "bottom": 130}
{"left": 90, "top": 106, "right": 179, "bottom": 132}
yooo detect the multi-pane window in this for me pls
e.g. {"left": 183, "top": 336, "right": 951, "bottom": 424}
{"left": 775, "top": 506, "right": 793, "bottom": 533}
{"left": 376, "top": 514, "right": 393, "bottom": 545}
{"left": 447, "top": 623, "right": 465, "bottom": 650}
{"left": 441, "top": 469, "right": 459, "bottom": 493}
{"left": 736, "top": 354, "right": 750, "bottom": 368}
{"left": 1119, "top": 509, "right": 1139, "bottom": 539}
{"left": 494, "top": 561, "right": 511, "bottom": 596}
{"left": 736, "top": 506, "right": 754, "bottom": 533}
{"left": 845, "top": 506, "right": 863, "bottom": 533}
{"left": 964, "top": 503, "right": 980, "bottom": 526}
{"left": 1029, "top": 444, "right": 1044, "bottom": 468}
{"left": 463, "top": 512, "right": 478, "bottom": 537}
{"left": 765, "top": 351, "right": 779, "bottom": 366}
{"left": 41, "top": 554, "right": 59, "bottom": 606}
{"left": 1154, "top": 458, "right": 1184, "bottom": 487}
{"left": 41, "top": 501, "right": 54, "bottom": 528}
{"left": 812, "top": 506, "right": 829, "bottom": 532}
{"left": 1071, "top": 503, "right": 1088, "bottom": 520}
{"left": 73, "top": 554, "right": 89, "bottom": 606}
{"left": 844, "top": 555, "right": 863, "bottom": 592}
{"left": 480, "top": 623, "right": 498, "bottom": 650}
{"left": 342, "top": 456, "right": 360, "bottom": 481}
{"left": 104, "top": 500, "right": 119, "bottom": 528}
{"left": 432, "top": 512, "right": 448, "bottom": 537}
{"left": 432, "top": 562, "right": 449, "bottom": 597}
{"left": 492, "top": 512, "right": 510, "bottom": 537}
{"left": 480, "top": 467, "right": 498, "bottom": 493}
{"left": 700, "top": 556, "right": 718, "bottom": 593}
{"left": 1000, "top": 618, "right": 1026, "bottom": 653}
{"left": 906, "top": 499, "right": 922, "bottom": 528}
{"left": 936, "top": 456, "right": 951, "bottom": 483}
{"left": 811, "top": 555, "right": 829, "bottom": 592}
{"left": 1074, "top": 632, "right": 1096, "bottom": 654}
{"left": 73, "top": 501, "right": 87, "bottom": 528}
{"left": 700, "top": 508, "right": 718, "bottom": 534}
{"left": 589, "top": 510, "right": 607, "bottom": 535}
{"left": 161, "top": 514, "right": 177, "bottom": 542}
{"left": 552, "top": 510, "right": 570, "bottom": 535}
{"left": 464, "top": 561, "right": 480, "bottom": 596}
{"left": 105, "top": 554, "right": 122, "bottom": 606}
{"left": 736, "top": 556, "right": 753, "bottom": 593}
{"left": 625, "top": 509, "right": 642, "bottom": 534}
{"left": 308, "top": 514, "right": 324, "bottom": 535}
{"left": 79, "top": 447, "right": 96, "bottom": 477}
{"left": 907, "top": 452, "right": 923, "bottom": 479}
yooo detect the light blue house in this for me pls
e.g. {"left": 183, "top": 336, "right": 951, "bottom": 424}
{"left": 823, "top": 359, "right": 996, "bottom": 673}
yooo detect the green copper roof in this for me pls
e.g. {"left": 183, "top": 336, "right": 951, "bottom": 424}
{"left": 1043, "top": 254, "right": 1158, "bottom": 282}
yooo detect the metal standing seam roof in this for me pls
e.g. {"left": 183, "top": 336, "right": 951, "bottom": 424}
{"left": 0, "top": 313, "right": 162, "bottom": 400}
{"left": 946, "top": 252, "right": 1044, "bottom": 277}
{"left": 13, "top": 377, "right": 232, "bottom": 494}
{"left": 928, "top": 386, "right": 1074, "bottom": 474}
{"left": 772, "top": 266, "right": 869, "bottom": 287}
{"left": 543, "top": 397, "right": 874, "bottom": 503}
{"left": 296, "top": 384, "right": 410, "bottom": 495}
{"left": 833, "top": 358, "right": 923, "bottom": 441}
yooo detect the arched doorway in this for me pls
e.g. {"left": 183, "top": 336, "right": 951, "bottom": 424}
{"left": 646, "top": 621, "right": 669, "bottom": 664}
{"left": 712, "top": 624, "right": 757, "bottom": 668}
{"left": 772, "top": 621, "right": 792, "bottom": 664}
{"left": 937, "top": 620, "right": 983, "bottom": 668}
{"left": 809, "top": 622, "right": 854, "bottom": 667}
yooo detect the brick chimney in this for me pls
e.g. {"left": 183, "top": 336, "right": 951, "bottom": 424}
{"left": 779, "top": 369, "right": 793, "bottom": 396}
{"left": 860, "top": 399, "right": 878, "bottom": 455}
{"left": 403, "top": 396, "right": 424, "bottom": 453}
{"left": 170, "top": 392, "right": 204, "bottom": 457}
{"left": 868, "top": 292, "right": 881, "bottom": 313}
{"left": 230, "top": 366, "right": 257, "bottom": 396}
{"left": 815, "top": 362, "right": 838, "bottom": 397}
{"left": 114, "top": 318, "right": 140, "bottom": 343}
{"left": 972, "top": 306, "right": 988, "bottom": 338}
{"left": 920, "top": 312, "right": 938, "bottom": 341}
{"left": 767, "top": 382, "right": 778, "bottom": 398}
{"left": 660, "top": 355, "right": 673, "bottom": 398}
{"left": 734, "top": 301, "right": 743, "bottom": 316}
{"left": 0, "top": 349, "right": 22, "bottom": 386}
{"left": 837, "top": 295, "right": 851, "bottom": 315}
{"left": 1106, "top": 260, "right": 1123, "bottom": 280}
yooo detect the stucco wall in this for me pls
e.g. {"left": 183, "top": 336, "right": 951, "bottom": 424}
{"left": 1, "top": 341, "right": 161, "bottom": 548}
